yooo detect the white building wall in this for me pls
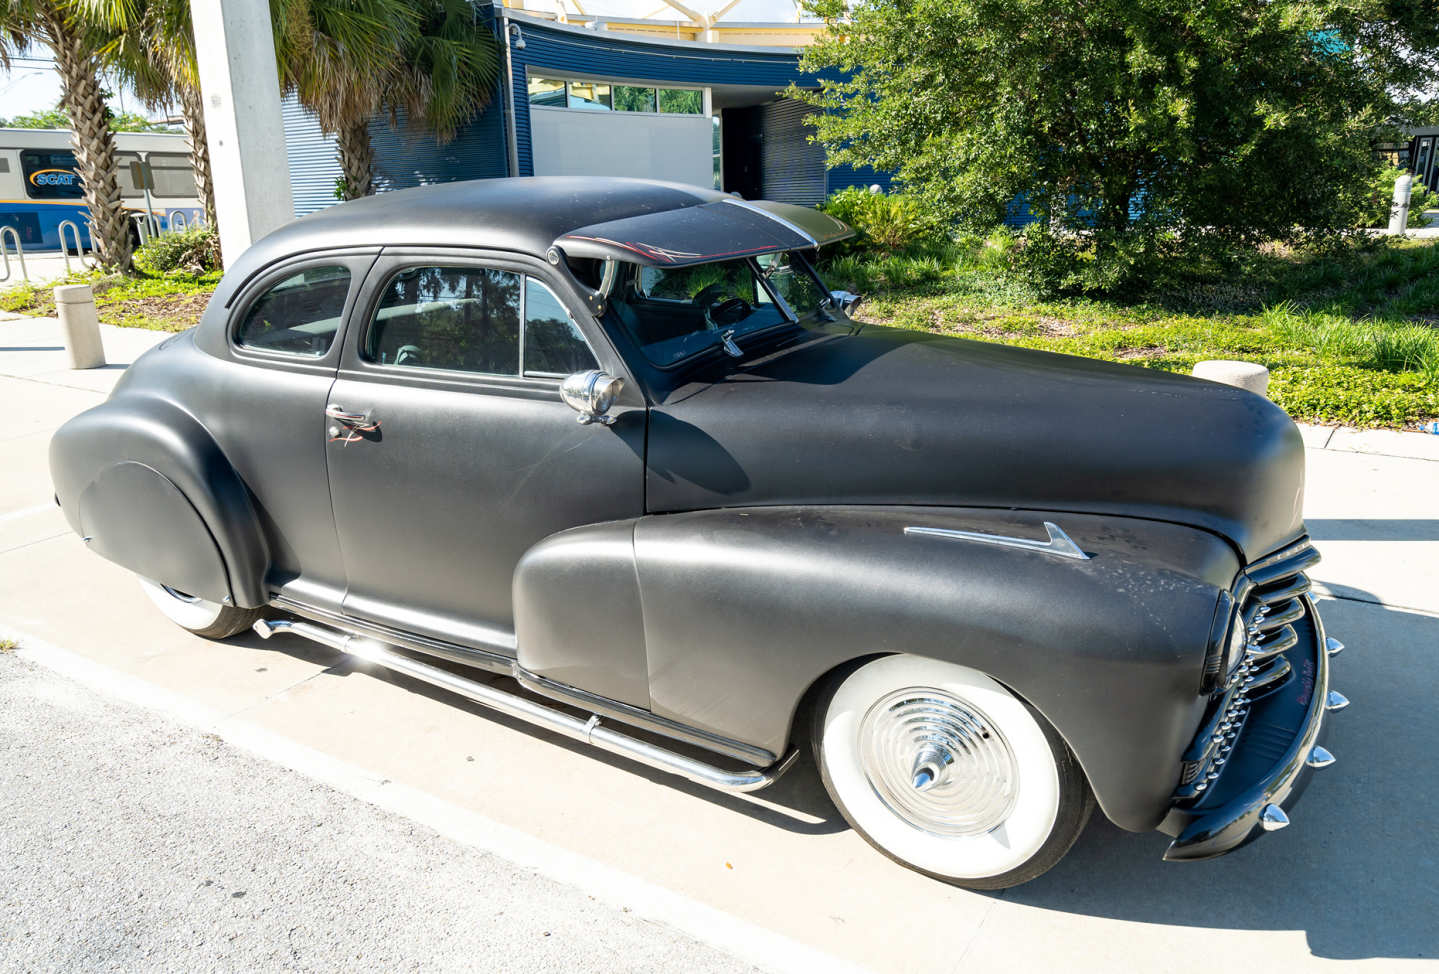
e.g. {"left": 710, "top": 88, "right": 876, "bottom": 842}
{"left": 529, "top": 108, "right": 712, "bottom": 188}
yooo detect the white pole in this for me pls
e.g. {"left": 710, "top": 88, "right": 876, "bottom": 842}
{"left": 1389, "top": 171, "right": 1412, "bottom": 236}
{"left": 189, "top": 0, "right": 295, "bottom": 266}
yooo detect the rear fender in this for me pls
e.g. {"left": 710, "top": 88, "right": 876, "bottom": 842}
{"left": 50, "top": 395, "right": 269, "bottom": 607}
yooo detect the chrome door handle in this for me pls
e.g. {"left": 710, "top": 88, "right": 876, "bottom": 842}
{"left": 325, "top": 403, "right": 373, "bottom": 425}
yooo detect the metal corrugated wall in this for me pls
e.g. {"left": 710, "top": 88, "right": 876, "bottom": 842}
{"left": 759, "top": 97, "right": 826, "bottom": 205}
{"left": 282, "top": 96, "right": 343, "bottom": 217}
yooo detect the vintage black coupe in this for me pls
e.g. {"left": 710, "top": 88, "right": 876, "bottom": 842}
{"left": 50, "top": 178, "right": 1345, "bottom": 888}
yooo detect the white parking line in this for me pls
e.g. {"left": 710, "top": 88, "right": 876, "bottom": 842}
{"left": 0, "top": 503, "right": 55, "bottom": 524}
{"left": 0, "top": 625, "right": 871, "bottom": 974}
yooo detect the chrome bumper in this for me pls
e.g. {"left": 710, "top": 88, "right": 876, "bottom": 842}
{"left": 1160, "top": 594, "right": 1343, "bottom": 861}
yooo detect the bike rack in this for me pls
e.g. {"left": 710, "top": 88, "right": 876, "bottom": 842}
{"left": 131, "top": 212, "right": 161, "bottom": 247}
{"left": 0, "top": 226, "right": 26, "bottom": 283}
{"left": 168, "top": 211, "right": 188, "bottom": 231}
{"left": 56, "top": 220, "right": 96, "bottom": 275}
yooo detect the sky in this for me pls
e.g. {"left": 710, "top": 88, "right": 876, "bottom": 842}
{"left": 0, "top": 0, "right": 812, "bottom": 120}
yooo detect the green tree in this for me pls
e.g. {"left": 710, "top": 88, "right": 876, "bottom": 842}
{"left": 798, "top": 0, "right": 1437, "bottom": 291}
{"left": 0, "top": 104, "right": 176, "bottom": 131}
{"left": 1, "top": 0, "right": 132, "bottom": 269}
{"left": 77, "top": 0, "right": 217, "bottom": 226}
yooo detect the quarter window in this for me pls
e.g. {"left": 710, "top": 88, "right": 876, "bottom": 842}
{"left": 524, "top": 278, "right": 597, "bottom": 376}
{"left": 235, "top": 265, "right": 352, "bottom": 356}
{"left": 365, "top": 266, "right": 522, "bottom": 375}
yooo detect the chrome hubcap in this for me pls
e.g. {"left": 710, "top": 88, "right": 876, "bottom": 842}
{"left": 162, "top": 585, "right": 202, "bottom": 604}
{"left": 858, "top": 687, "right": 1019, "bottom": 836}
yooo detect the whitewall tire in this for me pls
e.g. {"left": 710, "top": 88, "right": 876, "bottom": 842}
{"left": 813, "top": 655, "right": 1093, "bottom": 889}
{"left": 138, "top": 577, "right": 260, "bottom": 639}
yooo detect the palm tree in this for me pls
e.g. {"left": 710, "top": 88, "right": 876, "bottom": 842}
{"left": 272, "top": 0, "right": 500, "bottom": 200}
{"left": 270, "top": 0, "right": 418, "bottom": 200}
{"left": 79, "top": 0, "right": 216, "bottom": 227}
{"left": 1, "top": 0, "right": 131, "bottom": 269}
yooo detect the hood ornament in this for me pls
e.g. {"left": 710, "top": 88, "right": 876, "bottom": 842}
{"left": 904, "top": 521, "right": 1089, "bottom": 561}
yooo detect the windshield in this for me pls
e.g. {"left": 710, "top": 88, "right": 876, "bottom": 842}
{"left": 756, "top": 251, "right": 833, "bottom": 322}
{"left": 607, "top": 258, "right": 791, "bottom": 366}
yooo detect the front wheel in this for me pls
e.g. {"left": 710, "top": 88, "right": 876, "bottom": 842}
{"left": 813, "top": 655, "right": 1093, "bottom": 889}
{"left": 138, "top": 577, "right": 260, "bottom": 639}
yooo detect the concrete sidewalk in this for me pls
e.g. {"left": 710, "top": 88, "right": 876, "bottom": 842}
{"left": 2, "top": 313, "right": 1437, "bottom": 972}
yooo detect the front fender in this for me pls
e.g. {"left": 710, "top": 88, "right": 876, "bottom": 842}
{"left": 49, "top": 394, "right": 270, "bottom": 608}
{"left": 631, "top": 506, "right": 1240, "bottom": 833}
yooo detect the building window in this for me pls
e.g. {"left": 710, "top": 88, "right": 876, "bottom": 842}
{"left": 611, "top": 85, "right": 657, "bottom": 113}
{"left": 528, "top": 76, "right": 566, "bottom": 108}
{"left": 658, "top": 88, "right": 703, "bottom": 115}
{"left": 567, "top": 81, "right": 612, "bottom": 111}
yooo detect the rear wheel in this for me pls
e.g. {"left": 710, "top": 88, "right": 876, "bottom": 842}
{"left": 138, "top": 577, "right": 260, "bottom": 639}
{"left": 813, "top": 655, "right": 1093, "bottom": 889}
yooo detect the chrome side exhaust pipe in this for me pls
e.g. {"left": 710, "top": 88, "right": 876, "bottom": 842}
{"left": 252, "top": 618, "right": 794, "bottom": 794}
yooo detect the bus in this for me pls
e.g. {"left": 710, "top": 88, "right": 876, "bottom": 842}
{"left": 0, "top": 128, "right": 203, "bottom": 252}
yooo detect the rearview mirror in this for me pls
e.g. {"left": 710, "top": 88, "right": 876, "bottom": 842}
{"left": 560, "top": 370, "right": 624, "bottom": 426}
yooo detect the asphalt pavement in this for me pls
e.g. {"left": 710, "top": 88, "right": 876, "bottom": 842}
{"left": 0, "top": 650, "right": 753, "bottom": 973}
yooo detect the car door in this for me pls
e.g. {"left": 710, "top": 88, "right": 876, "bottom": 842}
{"left": 211, "top": 251, "right": 378, "bottom": 614}
{"left": 324, "top": 250, "right": 645, "bottom": 655}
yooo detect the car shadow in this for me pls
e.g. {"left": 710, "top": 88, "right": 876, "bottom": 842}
{"left": 233, "top": 587, "right": 1429, "bottom": 960}
{"left": 1305, "top": 516, "right": 1439, "bottom": 542}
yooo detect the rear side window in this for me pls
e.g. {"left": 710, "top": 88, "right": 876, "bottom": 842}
{"left": 523, "top": 278, "right": 597, "bottom": 377}
{"left": 365, "top": 266, "right": 522, "bottom": 375}
{"left": 235, "top": 265, "right": 352, "bottom": 356}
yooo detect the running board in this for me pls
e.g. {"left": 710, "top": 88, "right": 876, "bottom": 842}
{"left": 251, "top": 618, "right": 795, "bottom": 794}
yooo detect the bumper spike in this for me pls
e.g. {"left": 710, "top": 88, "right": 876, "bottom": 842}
{"left": 1306, "top": 745, "right": 1336, "bottom": 769}
{"left": 1326, "top": 637, "right": 1344, "bottom": 657}
{"left": 1326, "top": 690, "right": 1350, "bottom": 713}
{"left": 1259, "top": 804, "right": 1290, "bottom": 831}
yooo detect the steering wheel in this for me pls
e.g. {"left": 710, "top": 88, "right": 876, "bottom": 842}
{"left": 394, "top": 344, "right": 424, "bottom": 367}
{"left": 708, "top": 297, "right": 753, "bottom": 328}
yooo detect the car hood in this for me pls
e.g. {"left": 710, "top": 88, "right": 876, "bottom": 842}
{"left": 644, "top": 326, "right": 1305, "bottom": 561}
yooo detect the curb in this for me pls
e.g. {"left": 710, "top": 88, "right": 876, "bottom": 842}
{"left": 1298, "top": 423, "right": 1439, "bottom": 463}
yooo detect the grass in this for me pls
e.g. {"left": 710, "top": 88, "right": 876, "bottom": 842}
{"left": 826, "top": 237, "right": 1439, "bottom": 429}
{"left": 0, "top": 269, "right": 218, "bottom": 332}
{"left": 0, "top": 638, "right": 16, "bottom": 654}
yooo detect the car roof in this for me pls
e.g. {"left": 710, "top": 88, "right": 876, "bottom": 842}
{"left": 248, "top": 177, "right": 728, "bottom": 263}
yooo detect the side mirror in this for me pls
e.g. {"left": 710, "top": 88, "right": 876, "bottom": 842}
{"left": 560, "top": 370, "right": 624, "bottom": 426}
{"left": 829, "top": 289, "right": 864, "bottom": 316}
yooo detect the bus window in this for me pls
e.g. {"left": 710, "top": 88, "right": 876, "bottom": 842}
{"left": 116, "top": 152, "right": 146, "bottom": 199}
{"left": 20, "top": 149, "right": 84, "bottom": 200}
{"left": 147, "top": 152, "right": 197, "bottom": 198}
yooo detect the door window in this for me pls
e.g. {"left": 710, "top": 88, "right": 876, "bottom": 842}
{"left": 234, "top": 265, "right": 352, "bottom": 356}
{"left": 365, "top": 266, "right": 522, "bottom": 375}
{"left": 523, "top": 278, "right": 598, "bottom": 377}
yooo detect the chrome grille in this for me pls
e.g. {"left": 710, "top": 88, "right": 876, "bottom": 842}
{"left": 1175, "top": 539, "right": 1320, "bottom": 802}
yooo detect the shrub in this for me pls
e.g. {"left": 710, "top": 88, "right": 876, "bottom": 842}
{"left": 820, "top": 187, "right": 946, "bottom": 256}
{"left": 1364, "top": 163, "right": 1435, "bottom": 228}
{"left": 133, "top": 224, "right": 221, "bottom": 277}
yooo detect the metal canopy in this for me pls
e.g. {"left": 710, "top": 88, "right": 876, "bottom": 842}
{"left": 554, "top": 197, "right": 852, "bottom": 267}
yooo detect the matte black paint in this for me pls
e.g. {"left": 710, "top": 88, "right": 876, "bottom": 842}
{"left": 647, "top": 323, "right": 1306, "bottom": 563}
{"left": 48, "top": 177, "right": 1319, "bottom": 843}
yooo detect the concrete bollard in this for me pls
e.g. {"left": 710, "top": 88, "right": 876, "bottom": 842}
{"left": 54, "top": 284, "right": 106, "bottom": 370}
{"left": 1192, "top": 360, "right": 1269, "bottom": 397}
{"left": 1389, "top": 172, "right": 1413, "bottom": 235}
